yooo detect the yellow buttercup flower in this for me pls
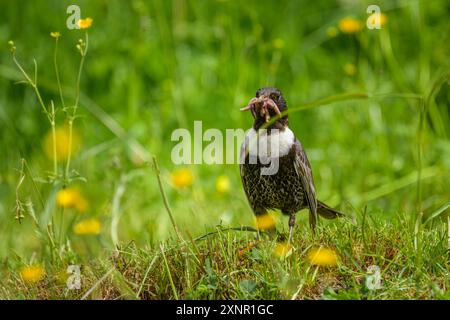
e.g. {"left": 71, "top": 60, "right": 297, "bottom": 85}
{"left": 273, "top": 242, "right": 292, "bottom": 258}
{"left": 56, "top": 188, "right": 89, "bottom": 212}
{"left": 78, "top": 17, "right": 93, "bottom": 29}
{"left": 73, "top": 218, "right": 101, "bottom": 235}
{"left": 367, "top": 13, "right": 387, "bottom": 28}
{"left": 20, "top": 265, "right": 45, "bottom": 283}
{"left": 338, "top": 17, "right": 363, "bottom": 34}
{"left": 171, "top": 168, "right": 194, "bottom": 188}
{"left": 43, "top": 126, "right": 80, "bottom": 162}
{"left": 215, "top": 175, "right": 231, "bottom": 194}
{"left": 255, "top": 213, "right": 276, "bottom": 231}
{"left": 57, "top": 188, "right": 77, "bottom": 208}
{"left": 50, "top": 31, "right": 61, "bottom": 38}
{"left": 307, "top": 247, "right": 338, "bottom": 266}
{"left": 343, "top": 63, "right": 357, "bottom": 76}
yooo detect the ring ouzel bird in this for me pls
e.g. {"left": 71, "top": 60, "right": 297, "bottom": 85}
{"left": 240, "top": 87, "right": 343, "bottom": 242}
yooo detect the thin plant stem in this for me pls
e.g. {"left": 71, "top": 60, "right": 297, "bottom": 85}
{"left": 75, "top": 32, "right": 88, "bottom": 112}
{"left": 11, "top": 54, "right": 49, "bottom": 118}
{"left": 58, "top": 206, "right": 64, "bottom": 246}
{"left": 152, "top": 156, "right": 183, "bottom": 241}
{"left": 65, "top": 31, "right": 89, "bottom": 180}
{"left": 416, "top": 100, "right": 425, "bottom": 214}
{"left": 64, "top": 119, "right": 74, "bottom": 181}
{"left": 53, "top": 36, "right": 65, "bottom": 109}
{"left": 160, "top": 243, "right": 179, "bottom": 300}
{"left": 50, "top": 101, "right": 58, "bottom": 176}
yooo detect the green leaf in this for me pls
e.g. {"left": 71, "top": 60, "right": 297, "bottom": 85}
{"left": 424, "top": 202, "right": 450, "bottom": 225}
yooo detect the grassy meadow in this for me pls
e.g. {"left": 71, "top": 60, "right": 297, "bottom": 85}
{"left": 0, "top": 0, "right": 449, "bottom": 299}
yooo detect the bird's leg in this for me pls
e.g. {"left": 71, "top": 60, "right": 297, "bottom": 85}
{"left": 288, "top": 213, "right": 296, "bottom": 245}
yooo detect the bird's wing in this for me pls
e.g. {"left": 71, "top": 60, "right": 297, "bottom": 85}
{"left": 292, "top": 139, "right": 318, "bottom": 230}
{"left": 239, "top": 134, "right": 248, "bottom": 179}
{"left": 239, "top": 128, "right": 256, "bottom": 179}
{"left": 239, "top": 136, "right": 250, "bottom": 197}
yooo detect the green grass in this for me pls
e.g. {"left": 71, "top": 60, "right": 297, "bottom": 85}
{"left": 1, "top": 209, "right": 449, "bottom": 299}
{"left": 0, "top": 0, "right": 449, "bottom": 299}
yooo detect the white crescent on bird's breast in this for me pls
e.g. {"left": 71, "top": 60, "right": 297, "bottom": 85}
{"left": 240, "top": 127, "right": 295, "bottom": 164}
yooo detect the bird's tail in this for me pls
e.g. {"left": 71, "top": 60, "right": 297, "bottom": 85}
{"left": 317, "top": 201, "right": 344, "bottom": 219}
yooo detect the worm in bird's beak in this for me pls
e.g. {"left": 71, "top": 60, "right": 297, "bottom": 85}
{"left": 240, "top": 96, "right": 281, "bottom": 122}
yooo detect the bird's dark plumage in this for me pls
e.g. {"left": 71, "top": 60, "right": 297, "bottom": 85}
{"left": 239, "top": 87, "right": 342, "bottom": 239}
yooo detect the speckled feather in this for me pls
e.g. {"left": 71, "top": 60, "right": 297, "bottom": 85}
{"left": 240, "top": 136, "right": 317, "bottom": 227}
{"left": 239, "top": 87, "right": 342, "bottom": 232}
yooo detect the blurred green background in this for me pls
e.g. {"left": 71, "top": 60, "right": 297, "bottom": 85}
{"left": 0, "top": 0, "right": 449, "bottom": 259}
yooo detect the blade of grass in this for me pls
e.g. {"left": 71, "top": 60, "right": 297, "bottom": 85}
{"left": 81, "top": 268, "right": 114, "bottom": 300}
{"left": 160, "top": 243, "right": 179, "bottom": 300}
{"left": 423, "top": 202, "right": 450, "bottom": 225}
{"left": 136, "top": 253, "right": 159, "bottom": 298}
{"left": 111, "top": 174, "right": 127, "bottom": 248}
{"left": 153, "top": 156, "right": 183, "bottom": 241}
